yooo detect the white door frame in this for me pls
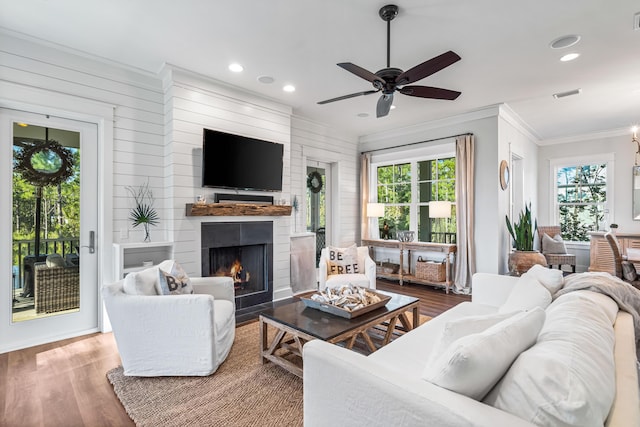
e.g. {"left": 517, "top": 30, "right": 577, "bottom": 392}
{"left": 0, "top": 82, "right": 114, "bottom": 353}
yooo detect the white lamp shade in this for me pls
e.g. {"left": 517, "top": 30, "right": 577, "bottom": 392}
{"left": 367, "top": 203, "right": 385, "bottom": 218}
{"left": 429, "top": 201, "right": 452, "bottom": 218}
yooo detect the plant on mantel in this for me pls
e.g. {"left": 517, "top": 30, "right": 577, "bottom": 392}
{"left": 505, "top": 203, "right": 546, "bottom": 275}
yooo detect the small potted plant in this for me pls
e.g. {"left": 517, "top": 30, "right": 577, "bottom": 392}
{"left": 505, "top": 203, "right": 546, "bottom": 275}
{"left": 125, "top": 180, "right": 159, "bottom": 242}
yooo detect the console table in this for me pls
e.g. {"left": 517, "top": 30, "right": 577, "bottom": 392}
{"left": 362, "top": 239, "right": 457, "bottom": 293}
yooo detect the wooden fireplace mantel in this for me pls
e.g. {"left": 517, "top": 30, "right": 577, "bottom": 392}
{"left": 185, "top": 203, "right": 292, "bottom": 217}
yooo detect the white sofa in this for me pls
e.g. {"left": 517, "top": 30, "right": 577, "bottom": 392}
{"left": 303, "top": 270, "right": 640, "bottom": 427}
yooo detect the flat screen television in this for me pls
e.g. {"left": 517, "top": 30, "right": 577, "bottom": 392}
{"left": 202, "top": 128, "right": 284, "bottom": 192}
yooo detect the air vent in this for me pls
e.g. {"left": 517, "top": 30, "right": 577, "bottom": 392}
{"left": 553, "top": 88, "right": 582, "bottom": 99}
{"left": 635, "top": 12, "right": 640, "bottom": 30}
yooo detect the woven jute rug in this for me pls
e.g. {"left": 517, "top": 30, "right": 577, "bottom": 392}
{"left": 107, "top": 314, "right": 431, "bottom": 427}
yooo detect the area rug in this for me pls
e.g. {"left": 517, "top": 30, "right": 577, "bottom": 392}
{"left": 107, "top": 313, "right": 431, "bottom": 427}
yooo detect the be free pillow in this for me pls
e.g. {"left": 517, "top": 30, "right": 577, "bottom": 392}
{"left": 326, "top": 245, "right": 361, "bottom": 275}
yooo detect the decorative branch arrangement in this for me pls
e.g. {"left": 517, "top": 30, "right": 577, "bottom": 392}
{"left": 125, "top": 180, "right": 159, "bottom": 242}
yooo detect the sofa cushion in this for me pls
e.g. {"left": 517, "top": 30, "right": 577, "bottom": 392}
{"left": 369, "top": 301, "right": 498, "bottom": 377}
{"left": 123, "top": 266, "right": 159, "bottom": 295}
{"left": 427, "top": 311, "right": 518, "bottom": 365}
{"left": 46, "top": 253, "right": 67, "bottom": 268}
{"left": 522, "top": 264, "right": 564, "bottom": 295}
{"left": 498, "top": 275, "right": 551, "bottom": 313}
{"left": 326, "top": 244, "right": 361, "bottom": 275}
{"left": 325, "top": 273, "right": 371, "bottom": 289}
{"left": 422, "top": 308, "right": 545, "bottom": 401}
{"left": 483, "top": 294, "right": 616, "bottom": 426}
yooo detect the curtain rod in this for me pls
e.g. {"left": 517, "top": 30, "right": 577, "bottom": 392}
{"left": 360, "top": 132, "right": 473, "bottom": 154}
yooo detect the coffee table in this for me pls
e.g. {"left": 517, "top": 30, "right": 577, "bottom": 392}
{"left": 259, "top": 290, "right": 419, "bottom": 377}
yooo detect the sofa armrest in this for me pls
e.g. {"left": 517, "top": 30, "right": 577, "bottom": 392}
{"left": 364, "top": 255, "right": 376, "bottom": 289}
{"left": 191, "top": 276, "right": 235, "bottom": 304}
{"left": 471, "top": 273, "right": 519, "bottom": 307}
{"left": 318, "top": 252, "right": 328, "bottom": 291}
{"left": 303, "top": 340, "right": 535, "bottom": 427}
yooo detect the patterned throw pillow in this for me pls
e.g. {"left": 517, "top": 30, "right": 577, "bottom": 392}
{"left": 156, "top": 261, "right": 194, "bottom": 295}
{"left": 542, "top": 233, "right": 567, "bottom": 254}
{"left": 326, "top": 244, "right": 361, "bottom": 275}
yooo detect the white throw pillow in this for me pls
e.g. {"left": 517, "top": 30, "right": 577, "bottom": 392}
{"left": 427, "top": 311, "right": 518, "bottom": 365}
{"left": 521, "top": 264, "right": 564, "bottom": 295}
{"left": 483, "top": 295, "right": 615, "bottom": 427}
{"left": 498, "top": 275, "right": 552, "bottom": 314}
{"left": 45, "top": 253, "right": 66, "bottom": 268}
{"left": 123, "top": 266, "right": 160, "bottom": 295}
{"left": 422, "top": 308, "right": 545, "bottom": 401}
{"left": 326, "top": 244, "right": 361, "bottom": 275}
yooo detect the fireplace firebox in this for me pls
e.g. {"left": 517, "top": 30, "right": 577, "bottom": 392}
{"left": 201, "top": 222, "right": 273, "bottom": 309}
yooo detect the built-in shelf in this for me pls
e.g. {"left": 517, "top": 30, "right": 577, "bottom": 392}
{"left": 185, "top": 203, "right": 292, "bottom": 217}
{"left": 113, "top": 242, "right": 173, "bottom": 279}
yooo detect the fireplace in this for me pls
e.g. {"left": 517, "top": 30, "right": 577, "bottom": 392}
{"left": 201, "top": 222, "right": 273, "bottom": 309}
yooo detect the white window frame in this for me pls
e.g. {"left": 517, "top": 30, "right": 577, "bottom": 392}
{"left": 370, "top": 142, "right": 455, "bottom": 239}
{"left": 549, "top": 153, "right": 614, "bottom": 242}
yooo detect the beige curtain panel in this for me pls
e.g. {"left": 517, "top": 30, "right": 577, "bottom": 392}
{"left": 455, "top": 134, "right": 476, "bottom": 293}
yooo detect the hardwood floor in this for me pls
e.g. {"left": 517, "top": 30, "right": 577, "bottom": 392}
{"left": 0, "top": 279, "right": 469, "bottom": 427}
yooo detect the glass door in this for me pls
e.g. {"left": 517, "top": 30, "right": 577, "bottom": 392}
{"left": 307, "top": 163, "right": 329, "bottom": 266}
{"left": 1, "top": 109, "right": 98, "bottom": 350}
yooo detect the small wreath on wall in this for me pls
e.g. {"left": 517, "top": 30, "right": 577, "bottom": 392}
{"left": 307, "top": 171, "right": 323, "bottom": 193}
{"left": 14, "top": 140, "right": 75, "bottom": 187}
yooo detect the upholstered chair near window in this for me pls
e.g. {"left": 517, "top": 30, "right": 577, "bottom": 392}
{"left": 318, "top": 245, "right": 376, "bottom": 291}
{"left": 605, "top": 232, "right": 640, "bottom": 289}
{"left": 537, "top": 226, "right": 576, "bottom": 273}
{"left": 102, "top": 261, "right": 235, "bottom": 376}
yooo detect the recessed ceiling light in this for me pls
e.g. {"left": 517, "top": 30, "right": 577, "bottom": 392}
{"left": 560, "top": 53, "right": 580, "bottom": 62}
{"left": 390, "top": 105, "right": 396, "bottom": 110}
{"left": 228, "top": 63, "right": 244, "bottom": 73}
{"left": 357, "top": 113, "right": 369, "bottom": 118}
{"left": 257, "top": 75, "right": 274, "bottom": 84}
{"left": 550, "top": 35, "right": 581, "bottom": 49}
{"left": 283, "top": 85, "right": 296, "bottom": 93}
{"left": 553, "top": 88, "right": 581, "bottom": 99}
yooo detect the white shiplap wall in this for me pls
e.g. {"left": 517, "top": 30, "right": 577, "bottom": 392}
{"left": 161, "top": 65, "right": 295, "bottom": 300}
{"left": 0, "top": 33, "right": 166, "bottom": 282}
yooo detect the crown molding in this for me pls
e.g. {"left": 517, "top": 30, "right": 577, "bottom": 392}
{"left": 538, "top": 126, "right": 632, "bottom": 146}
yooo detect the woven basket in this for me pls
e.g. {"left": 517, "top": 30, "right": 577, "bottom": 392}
{"left": 415, "top": 257, "right": 446, "bottom": 282}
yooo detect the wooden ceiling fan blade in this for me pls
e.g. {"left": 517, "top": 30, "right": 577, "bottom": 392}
{"left": 399, "top": 85, "right": 461, "bottom": 100}
{"left": 317, "top": 90, "right": 379, "bottom": 105}
{"left": 376, "top": 93, "right": 394, "bottom": 118}
{"left": 337, "top": 63, "right": 385, "bottom": 85}
{"left": 395, "top": 51, "right": 461, "bottom": 85}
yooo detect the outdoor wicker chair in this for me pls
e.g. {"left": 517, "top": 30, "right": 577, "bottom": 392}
{"left": 34, "top": 262, "right": 80, "bottom": 314}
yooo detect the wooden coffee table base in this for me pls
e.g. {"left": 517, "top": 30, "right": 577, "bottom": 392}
{"left": 260, "top": 303, "right": 419, "bottom": 378}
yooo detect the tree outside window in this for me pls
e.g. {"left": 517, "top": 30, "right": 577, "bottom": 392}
{"left": 375, "top": 156, "right": 456, "bottom": 242}
{"left": 556, "top": 163, "right": 607, "bottom": 241}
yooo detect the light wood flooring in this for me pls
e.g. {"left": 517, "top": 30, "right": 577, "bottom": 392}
{"left": 0, "top": 279, "right": 470, "bottom": 427}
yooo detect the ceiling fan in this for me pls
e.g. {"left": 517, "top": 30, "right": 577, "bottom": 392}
{"left": 318, "top": 4, "right": 462, "bottom": 118}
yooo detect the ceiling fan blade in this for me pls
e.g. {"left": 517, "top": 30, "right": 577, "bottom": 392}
{"left": 395, "top": 51, "right": 461, "bottom": 85}
{"left": 376, "top": 93, "right": 394, "bottom": 118}
{"left": 399, "top": 85, "right": 461, "bottom": 100}
{"left": 337, "top": 63, "right": 385, "bottom": 86}
{"left": 317, "top": 90, "right": 379, "bottom": 105}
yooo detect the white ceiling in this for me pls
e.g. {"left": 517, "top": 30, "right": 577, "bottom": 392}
{"left": 1, "top": 0, "right": 639, "bottom": 141}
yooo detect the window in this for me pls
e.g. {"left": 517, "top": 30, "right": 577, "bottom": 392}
{"left": 552, "top": 155, "right": 612, "bottom": 242}
{"left": 374, "top": 155, "right": 456, "bottom": 243}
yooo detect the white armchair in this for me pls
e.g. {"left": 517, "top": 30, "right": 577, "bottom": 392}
{"left": 102, "top": 276, "right": 235, "bottom": 377}
{"left": 318, "top": 246, "right": 376, "bottom": 291}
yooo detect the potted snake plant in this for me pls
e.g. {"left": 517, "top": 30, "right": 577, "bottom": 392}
{"left": 505, "top": 203, "right": 546, "bottom": 275}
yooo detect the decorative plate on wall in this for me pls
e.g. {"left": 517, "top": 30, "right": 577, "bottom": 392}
{"left": 499, "top": 160, "right": 510, "bottom": 190}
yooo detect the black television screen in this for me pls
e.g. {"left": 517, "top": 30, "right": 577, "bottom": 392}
{"left": 202, "top": 128, "right": 284, "bottom": 192}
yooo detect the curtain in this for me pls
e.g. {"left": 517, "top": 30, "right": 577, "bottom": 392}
{"left": 454, "top": 135, "right": 475, "bottom": 293}
{"left": 360, "top": 153, "right": 371, "bottom": 240}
